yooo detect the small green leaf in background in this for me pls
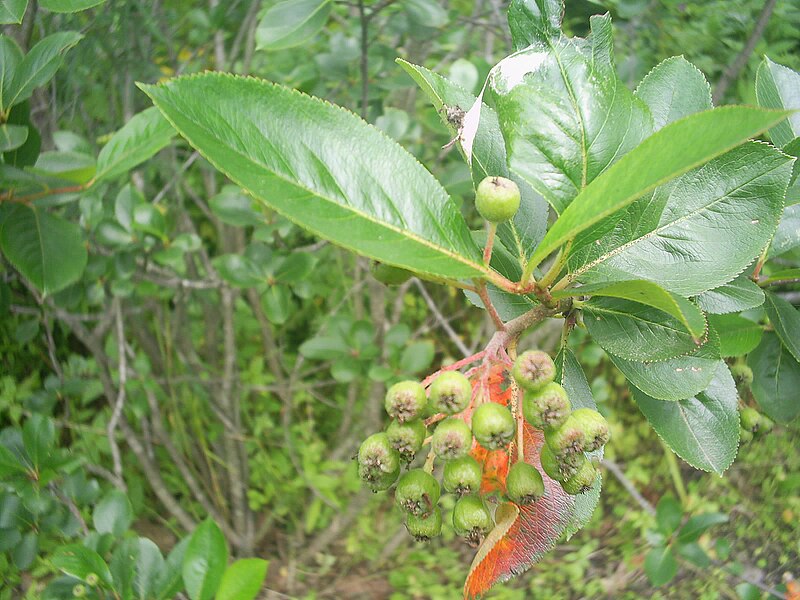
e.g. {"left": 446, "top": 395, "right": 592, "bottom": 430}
{"left": 770, "top": 204, "right": 800, "bottom": 258}
{"left": 404, "top": 0, "right": 448, "bottom": 28}
{"left": 95, "top": 106, "right": 175, "bottom": 182}
{"left": 52, "top": 543, "right": 113, "bottom": 586}
{"left": 763, "top": 291, "right": 800, "bottom": 363}
{"left": 12, "top": 531, "right": 37, "bottom": 570}
{"left": 155, "top": 537, "right": 189, "bottom": 600}
{"left": 93, "top": 489, "right": 133, "bottom": 537}
{"left": 132, "top": 538, "right": 165, "bottom": 600}
{"left": 748, "top": 332, "right": 800, "bottom": 423}
{"left": 634, "top": 365, "right": 739, "bottom": 474}
{"left": 4, "top": 31, "right": 83, "bottom": 110}
{"left": 634, "top": 56, "right": 712, "bottom": 131}
{"left": 399, "top": 340, "right": 434, "bottom": 374}
{"left": 21, "top": 414, "right": 54, "bottom": 470}
{"left": 0, "top": 124, "right": 28, "bottom": 152}
{"left": 183, "top": 519, "right": 228, "bottom": 600}
{"left": 0, "top": 203, "right": 88, "bottom": 295}
{"left": 755, "top": 57, "right": 800, "bottom": 148}
{"left": 655, "top": 495, "right": 683, "bottom": 534}
{"left": 0, "top": 0, "right": 27, "bottom": 25}
{"left": 39, "top": 0, "right": 106, "bottom": 12}
{"left": 677, "top": 512, "right": 728, "bottom": 543}
{"left": 507, "top": 0, "right": 562, "bottom": 48}
{"left": 256, "top": 0, "right": 332, "bottom": 51}
{"left": 209, "top": 186, "right": 264, "bottom": 227}
{"left": 527, "top": 106, "right": 792, "bottom": 271}
{"left": 215, "top": 558, "right": 268, "bottom": 600}
{"left": 644, "top": 545, "right": 678, "bottom": 587}
{"left": 213, "top": 254, "right": 264, "bottom": 288}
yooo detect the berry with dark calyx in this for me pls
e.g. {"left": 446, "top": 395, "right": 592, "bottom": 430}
{"left": 545, "top": 414, "right": 584, "bottom": 458}
{"left": 740, "top": 407, "right": 761, "bottom": 433}
{"left": 571, "top": 408, "right": 610, "bottom": 452}
{"left": 386, "top": 419, "right": 426, "bottom": 462}
{"left": 757, "top": 414, "right": 775, "bottom": 436}
{"left": 475, "top": 176, "right": 521, "bottom": 223}
{"left": 72, "top": 584, "right": 87, "bottom": 598}
{"left": 429, "top": 370, "right": 472, "bottom": 414}
{"left": 730, "top": 363, "right": 754, "bottom": 387}
{"left": 506, "top": 462, "right": 545, "bottom": 505}
{"left": 523, "top": 382, "right": 571, "bottom": 429}
{"left": 739, "top": 427, "right": 754, "bottom": 444}
{"left": 443, "top": 455, "right": 483, "bottom": 496}
{"left": 358, "top": 433, "right": 401, "bottom": 491}
{"left": 385, "top": 380, "right": 427, "bottom": 423}
{"left": 406, "top": 507, "right": 443, "bottom": 542}
{"left": 395, "top": 469, "right": 441, "bottom": 518}
{"left": 85, "top": 573, "right": 99, "bottom": 587}
{"left": 453, "top": 495, "right": 493, "bottom": 545}
{"left": 512, "top": 351, "right": 556, "bottom": 392}
{"left": 560, "top": 459, "right": 597, "bottom": 495}
{"left": 371, "top": 261, "right": 413, "bottom": 286}
{"left": 471, "top": 403, "right": 515, "bottom": 450}
{"left": 539, "top": 442, "right": 582, "bottom": 482}
{"left": 432, "top": 418, "right": 473, "bottom": 460}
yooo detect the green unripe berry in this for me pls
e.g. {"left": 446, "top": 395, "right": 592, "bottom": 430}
{"left": 453, "top": 495, "right": 493, "bottom": 544}
{"left": 371, "top": 262, "right": 413, "bottom": 286}
{"left": 475, "top": 176, "right": 521, "bottom": 223}
{"left": 757, "top": 414, "right": 775, "bottom": 436}
{"left": 739, "top": 427, "right": 754, "bottom": 444}
{"left": 512, "top": 351, "right": 556, "bottom": 392}
{"left": 395, "top": 469, "right": 441, "bottom": 517}
{"left": 471, "top": 403, "right": 515, "bottom": 450}
{"left": 406, "top": 507, "right": 443, "bottom": 541}
{"left": 560, "top": 459, "right": 597, "bottom": 495}
{"left": 358, "top": 432, "right": 401, "bottom": 491}
{"left": 730, "top": 363, "right": 754, "bottom": 386}
{"left": 570, "top": 408, "right": 610, "bottom": 452}
{"left": 443, "top": 455, "right": 483, "bottom": 496}
{"left": 539, "top": 442, "right": 583, "bottom": 482}
{"left": 85, "top": 573, "right": 99, "bottom": 587}
{"left": 385, "top": 380, "right": 427, "bottom": 423}
{"left": 432, "top": 418, "right": 473, "bottom": 460}
{"left": 506, "top": 462, "right": 545, "bottom": 505}
{"left": 386, "top": 419, "right": 426, "bottom": 462}
{"left": 72, "top": 585, "right": 87, "bottom": 598}
{"left": 740, "top": 407, "right": 761, "bottom": 433}
{"left": 429, "top": 370, "right": 472, "bottom": 414}
{"left": 523, "top": 382, "right": 571, "bottom": 430}
{"left": 545, "top": 415, "right": 584, "bottom": 458}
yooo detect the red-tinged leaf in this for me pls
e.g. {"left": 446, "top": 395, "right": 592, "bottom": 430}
{"left": 463, "top": 422, "right": 577, "bottom": 599}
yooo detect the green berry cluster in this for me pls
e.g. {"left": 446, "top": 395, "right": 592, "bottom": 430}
{"left": 739, "top": 406, "right": 774, "bottom": 444}
{"left": 358, "top": 369, "right": 546, "bottom": 545}
{"left": 513, "top": 350, "right": 610, "bottom": 496}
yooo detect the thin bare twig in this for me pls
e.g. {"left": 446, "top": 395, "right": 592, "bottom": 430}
{"left": 414, "top": 279, "right": 471, "bottom": 358}
{"left": 107, "top": 300, "right": 128, "bottom": 491}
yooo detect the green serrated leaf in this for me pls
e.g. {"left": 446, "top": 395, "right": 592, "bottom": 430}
{"left": 695, "top": 274, "right": 765, "bottom": 314}
{"left": 635, "top": 56, "right": 712, "bottom": 131}
{"left": 708, "top": 313, "right": 763, "bottom": 358}
{"left": 748, "top": 332, "right": 800, "bottom": 423}
{"left": 52, "top": 543, "right": 113, "bottom": 586}
{"left": 557, "top": 280, "right": 706, "bottom": 339}
{"left": 764, "top": 291, "right": 800, "bottom": 363}
{"left": 95, "top": 106, "right": 175, "bottom": 182}
{"left": 141, "top": 74, "right": 487, "bottom": 282}
{"left": 93, "top": 490, "right": 133, "bottom": 537}
{"left": 770, "top": 204, "right": 800, "bottom": 257}
{"left": 584, "top": 297, "right": 701, "bottom": 362}
{"left": 0, "top": 203, "right": 87, "bottom": 295}
{"left": 755, "top": 57, "right": 800, "bottom": 148}
{"left": 507, "top": 0, "right": 563, "bottom": 48}
{"left": 634, "top": 365, "right": 739, "bottom": 474}
{"left": 611, "top": 331, "right": 722, "bottom": 402}
{"left": 570, "top": 142, "right": 792, "bottom": 296}
{"left": 529, "top": 107, "right": 792, "bottom": 273}
{"left": 677, "top": 512, "right": 728, "bottom": 543}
